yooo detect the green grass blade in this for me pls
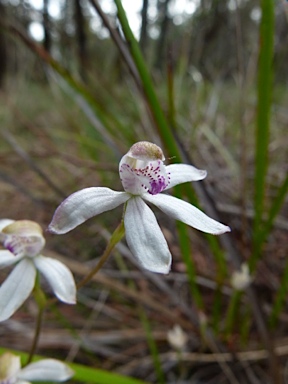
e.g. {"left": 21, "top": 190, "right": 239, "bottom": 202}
{"left": 114, "top": 0, "right": 179, "bottom": 159}
{"left": 140, "top": 309, "right": 165, "bottom": 384}
{"left": 225, "top": 0, "right": 275, "bottom": 337}
{"left": 9, "top": 24, "right": 123, "bottom": 158}
{"left": 71, "top": 362, "right": 148, "bottom": 384}
{"left": 176, "top": 221, "right": 203, "bottom": 310}
{"left": 114, "top": 3, "right": 230, "bottom": 322}
{"left": 114, "top": 6, "right": 229, "bottom": 262}
{"left": 259, "top": 174, "right": 288, "bottom": 246}
{"left": 253, "top": 0, "right": 274, "bottom": 246}
{"left": 224, "top": 290, "right": 242, "bottom": 338}
{"left": 0, "top": 348, "right": 148, "bottom": 384}
{"left": 269, "top": 258, "right": 288, "bottom": 328}
{"left": 114, "top": 252, "right": 165, "bottom": 384}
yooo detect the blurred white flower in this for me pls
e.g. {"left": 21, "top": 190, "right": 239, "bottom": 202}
{"left": 49, "top": 141, "right": 230, "bottom": 274}
{"left": 231, "top": 263, "right": 252, "bottom": 291}
{"left": 0, "top": 220, "right": 76, "bottom": 322}
{"left": 167, "top": 325, "right": 188, "bottom": 351}
{"left": 0, "top": 352, "right": 74, "bottom": 383}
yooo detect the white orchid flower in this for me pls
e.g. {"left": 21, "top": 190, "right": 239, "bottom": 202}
{"left": 0, "top": 220, "right": 76, "bottom": 322}
{"left": 231, "top": 263, "right": 252, "bottom": 291}
{"left": 167, "top": 324, "right": 188, "bottom": 351}
{"left": 49, "top": 141, "right": 230, "bottom": 274}
{"left": 0, "top": 352, "right": 74, "bottom": 384}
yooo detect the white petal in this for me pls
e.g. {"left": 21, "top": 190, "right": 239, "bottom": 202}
{"left": 0, "top": 250, "right": 22, "bottom": 269}
{"left": 0, "top": 259, "right": 36, "bottom": 322}
{"left": 124, "top": 197, "right": 171, "bottom": 274}
{"left": 0, "top": 352, "right": 21, "bottom": 378}
{"left": 49, "top": 187, "right": 130, "bottom": 234}
{"left": 0, "top": 219, "right": 15, "bottom": 243}
{"left": 144, "top": 194, "right": 231, "bottom": 235}
{"left": 0, "top": 219, "right": 15, "bottom": 232}
{"left": 34, "top": 255, "right": 76, "bottom": 304}
{"left": 164, "top": 164, "right": 207, "bottom": 190}
{"left": 18, "top": 359, "right": 74, "bottom": 381}
{"left": 3, "top": 234, "right": 45, "bottom": 258}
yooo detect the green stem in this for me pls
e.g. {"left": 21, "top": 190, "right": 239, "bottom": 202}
{"left": 240, "top": 307, "right": 251, "bottom": 346}
{"left": 140, "top": 308, "right": 165, "bottom": 384}
{"left": 114, "top": 251, "right": 165, "bottom": 383}
{"left": 176, "top": 221, "right": 203, "bottom": 310}
{"left": 114, "top": 0, "right": 179, "bottom": 159}
{"left": 212, "top": 286, "right": 222, "bottom": 333}
{"left": 115, "top": 0, "right": 228, "bottom": 290}
{"left": 26, "top": 275, "right": 46, "bottom": 365}
{"left": 226, "top": 0, "right": 275, "bottom": 347}
{"left": 77, "top": 220, "right": 125, "bottom": 289}
{"left": 252, "top": 0, "right": 274, "bottom": 268}
{"left": 258, "top": 174, "right": 288, "bottom": 247}
{"left": 269, "top": 258, "right": 288, "bottom": 328}
{"left": 224, "top": 290, "right": 242, "bottom": 338}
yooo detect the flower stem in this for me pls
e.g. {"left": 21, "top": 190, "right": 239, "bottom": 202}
{"left": 26, "top": 274, "right": 46, "bottom": 365}
{"left": 224, "top": 290, "right": 242, "bottom": 338}
{"left": 114, "top": 0, "right": 180, "bottom": 159}
{"left": 114, "top": 252, "right": 165, "bottom": 384}
{"left": 77, "top": 220, "right": 125, "bottom": 289}
{"left": 269, "top": 257, "right": 288, "bottom": 328}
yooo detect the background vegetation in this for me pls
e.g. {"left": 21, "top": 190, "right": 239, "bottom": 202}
{"left": 0, "top": 0, "right": 288, "bottom": 383}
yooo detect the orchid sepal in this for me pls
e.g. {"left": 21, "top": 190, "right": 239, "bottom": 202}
{"left": 49, "top": 141, "right": 230, "bottom": 274}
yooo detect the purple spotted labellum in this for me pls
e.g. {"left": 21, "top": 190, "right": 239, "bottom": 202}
{"left": 49, "top": 141, "right": 230, "bottom": 274}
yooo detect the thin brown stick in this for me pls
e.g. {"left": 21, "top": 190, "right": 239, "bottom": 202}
{"left": 88, "top": 0, "right": 142, "bottom": 90}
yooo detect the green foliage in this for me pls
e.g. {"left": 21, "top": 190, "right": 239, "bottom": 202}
{"left": 1, "top": 0, "right": 288, "bottom": 382}
{"left": 0, "top": 348, "right": 148, "bottom": 384}
{"left": 252, "top": 0, "right": 275, "bottom": 261}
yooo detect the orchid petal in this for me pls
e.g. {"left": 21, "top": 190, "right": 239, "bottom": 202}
{"left": 120, "top": 157, "right": 169, "bottom": 195}
{"left": 0, "top": 352, "right": 21, "bottom": 379}
{"left": 0, "top": 219, "right": 15, "bottom": 231}
{"left": 0, "top": 259, "right": 36, "bottom": 322}
{"left": 0, "top": 219, "right": 15, "bottom": 242}
{"left": 1, "top": 221, "right": 45, "bottom": 257}
{"left": 144, "top": 194, "right": 231, "bottom": 235}
{"left": 34, "top": 255, "right": 76, "bottom": 304}
{"left": 0, "top": 250, "right": 22, "bottom": 269}
{"left": 49, "top": 187, "right": 130, "bottom": 234}
{"left": 3, "top": 234, "right": 45, "bottom": 259}
{"left": 18, "top": 359, "right": 74, "bottom": 382}
{"left": 124, "top": 197, "right": 171, "bottom": 274}
{"left": 164, "top": 164, "right": 207, "bottom": 190}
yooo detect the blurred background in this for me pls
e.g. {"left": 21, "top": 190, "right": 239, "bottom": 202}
{"left": 0, "top": 0, "right": 288, "bottom": 383}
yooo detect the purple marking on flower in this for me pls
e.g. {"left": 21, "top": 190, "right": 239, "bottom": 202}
{"left": 0, "top": 219, "right": 77, "bottom": 321}
{"left": 3, "top": 235, "right": 41, "bottom": 258}
{"left": 120, "top": 159, "right": 170, "bottom": 196}
{"left": 48, "top": 141, "right": 231, "bottom": 275}
{"left": 4, "top": 236, "right": 20, "bottom": 256}
{"left": 149, "top": 176, "right": 168, "bottom": 195}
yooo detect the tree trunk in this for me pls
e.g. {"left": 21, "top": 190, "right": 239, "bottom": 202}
{"left": 74, "top": 0, "right": 87, "bottom": 81}
{"left": 154, "top": 0, "right": 171, "bottom": 70}
{"left": 0, "top": 1, "right": 7, "bottom": 88}
{"left": 140, "top": 0, "right": 149, "bottom": 54}
{"left": 43, "top": 0, "right": 51, "bottom": 52}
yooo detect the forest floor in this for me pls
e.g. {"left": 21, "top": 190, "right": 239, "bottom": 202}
{"left": 0, "top": 76, "right": 288, "bottom": 384}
